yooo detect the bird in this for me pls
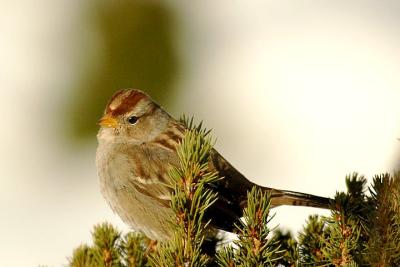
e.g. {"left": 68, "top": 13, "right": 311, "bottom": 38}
{"left": 96, "top": 88, "right": 331, "bottom": 241}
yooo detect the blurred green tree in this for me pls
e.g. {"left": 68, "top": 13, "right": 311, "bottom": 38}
{"left": 66, "top": 1, "right": 179, "bottom": 141}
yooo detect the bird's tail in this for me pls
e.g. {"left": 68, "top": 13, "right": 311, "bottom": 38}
{"left": 267, "top": 188, "right": 332, "bottom": 209}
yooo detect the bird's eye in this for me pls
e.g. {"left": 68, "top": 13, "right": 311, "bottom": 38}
{"left": 128, "top": 116, "right": 138, "bottom": 125}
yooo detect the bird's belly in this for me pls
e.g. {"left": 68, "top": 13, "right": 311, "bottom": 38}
{"left": 100, "top": 170, "right": 173, "bottom": 240}
{"left": 107, "top": 184, "right": 172, "bottom": 241}
{"left": 96, "top": 146, "right": 173, "bottom": 241}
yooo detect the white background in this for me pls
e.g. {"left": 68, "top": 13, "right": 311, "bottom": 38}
{"left": 1, "top": 1, "right": 399, "bottom": 266}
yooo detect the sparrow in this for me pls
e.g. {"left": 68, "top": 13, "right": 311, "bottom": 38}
{"left": 96, "top": 89, "right": 331, "bottom": 241}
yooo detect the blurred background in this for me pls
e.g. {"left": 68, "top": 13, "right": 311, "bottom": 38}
{"left": 1, "top": 0, "right": 400, "bottom": 266}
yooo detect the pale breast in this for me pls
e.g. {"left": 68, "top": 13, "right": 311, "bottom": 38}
{"left": 96, "top": 140, "right": 178, "bottom": 240}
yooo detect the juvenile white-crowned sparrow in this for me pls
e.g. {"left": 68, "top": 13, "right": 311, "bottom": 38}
{"left": 96, "top": 89, "right": 331, "bottom": 241}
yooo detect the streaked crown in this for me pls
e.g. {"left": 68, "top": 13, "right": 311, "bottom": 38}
{"left": 106, "top": 89, "right": 149, "bottom": 116}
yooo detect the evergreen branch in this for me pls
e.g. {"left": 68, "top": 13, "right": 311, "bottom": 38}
{"left": 121, "top": 232, "right": 151, "bottom": 267}
{"left": 68, "top": 223, "right": 152, "bottom": 267}
{"left": 217, "top": 187, "right": 279, "bottom": 266}
{"left": 298, "top": 215, "right": 328, "bottom": 266}
{"left": 364, "top": 172, "right": 400, "bottom": 266}
{"left": 69, "top": 244, "right": 96, "bottom": 267}
{"left": 149, "top": 120, "right": 219, "bottom": 267}
{"left": 270, "top": 229, "right": 298, "bottom": 267}
{"left": 322, "top": 193, "right": 361, "bottom": 266}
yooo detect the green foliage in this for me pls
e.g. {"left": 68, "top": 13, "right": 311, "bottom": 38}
{"left": 67, "top": 121, "right": 400, "bottom": 266}
{"left": 322, "top": 197, "right": 361, "bottom": 266}
{"left": 217, "top": 187, "right": 279, "bottom": 266}
{"left": 70, "top": 244, "right": 95, "bottom": 267}
{"left": 69, "top": 223, "right": 152, "bottom": 267}
{"left": 271, "top": 229, "right": 298, "bottom": 266}
{"left": 91, "top": 223, "right": 122, "bottom": 267}
{"left": 296, "top": 172, "right": 400, "bottom": 266}
{"left": 298, "top": 215, "right": 327, "bottom": 265}
{"left": 364, "top": 172, "right": 400, "bottom": 266}
{"left": 149, "top": 121, "right": 220, "bottom": 266}
{"left": 121, "top": 232, "right": 151, "bottom": 267}
{"left": 315, "top": 174, "right": 365, "bottom": 266}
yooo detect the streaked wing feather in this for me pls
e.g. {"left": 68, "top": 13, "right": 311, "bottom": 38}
{"left": 129, "top": 178, "right": 171, "bottom": 208}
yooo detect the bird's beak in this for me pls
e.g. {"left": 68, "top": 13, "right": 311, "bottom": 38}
{"left": 98, "top": 114, "right": 118, "bottom": 128}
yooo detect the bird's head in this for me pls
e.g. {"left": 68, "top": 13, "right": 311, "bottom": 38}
{"left": 98, "top": 89, "right": 170, "bottom": 143}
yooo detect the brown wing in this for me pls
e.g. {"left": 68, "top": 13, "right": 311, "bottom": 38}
{"left": 208, "top": 149, "right": 331, "bottom": 231}
{"left": 125, "top": 142, "right": 178, "bottom": 209}
{"left": 204, "top": 149, "right": 254, "bottom": 231}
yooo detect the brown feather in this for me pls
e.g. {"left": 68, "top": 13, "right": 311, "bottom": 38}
{"left": 107, "top": 89, "right": 147, "bottom": 116}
